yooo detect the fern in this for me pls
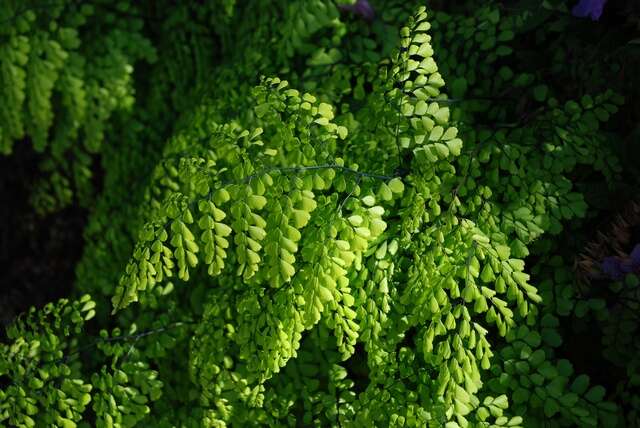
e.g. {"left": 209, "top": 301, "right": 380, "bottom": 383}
{"left": 0, "top": 1, "right": 156, "bottom": 213}
{"left": 1, "top": 1, "right": 636, "bottom": 427}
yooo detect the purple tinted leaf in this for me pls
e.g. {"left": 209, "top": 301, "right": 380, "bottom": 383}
{"left": 602, "top": 257, "right": 624, "bottom": 280}
{"left": 620, "top": 260, "right": 634, "bottom": 274}
{"left": 339, "top": 0, "right": 375, "bottom": 22}
{"left": 572, "top": 0, "right": 607, "bottom": 21}
{"left": 630, "top": 244, "right": 640, "bottom": 267}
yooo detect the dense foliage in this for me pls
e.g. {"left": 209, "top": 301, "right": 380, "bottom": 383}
{"left": 1, "top": 0, "right": 639, "bottom": 427}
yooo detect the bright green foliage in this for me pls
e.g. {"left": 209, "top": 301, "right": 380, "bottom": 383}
{"left": 0, "top": 1, "right": 156, "bottom": 213}
{"left": 0, "top": 295, "right": 183, "bottom": 428}
{"left": 91, "top": 330, "right": 164, "bottom": 428}
{"left": 0, "top": 1, "right": 636, "bottom": 427}
{"left": 0, "top": 296, "right": 95, "bottom": 427}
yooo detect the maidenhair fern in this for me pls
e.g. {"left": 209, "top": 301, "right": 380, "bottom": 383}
{"left": 0, "top": 296, "right": 95, "bottom": 427}
{"left": 105, "top": 7, "right": 574, "bottom": 426}
{"left": 0, "top": 1, "right": 156, "bottom": 213}
{"left": 0, "top": 1, "right": 635, "bottom": 427}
